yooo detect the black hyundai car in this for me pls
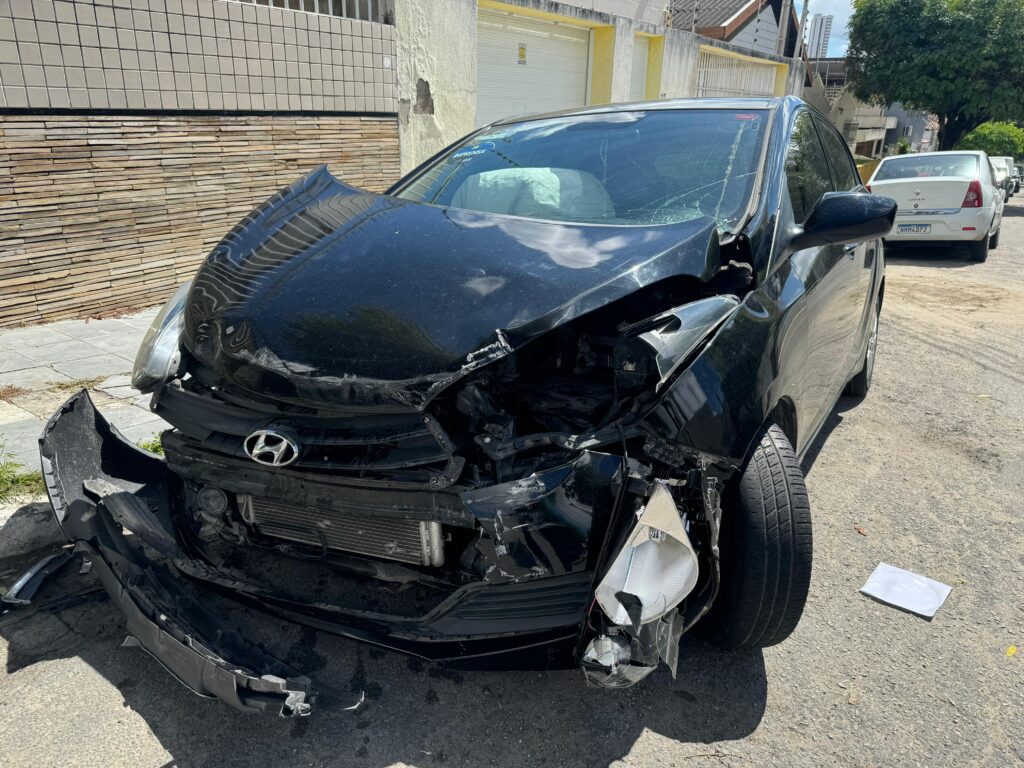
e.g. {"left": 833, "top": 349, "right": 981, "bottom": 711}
{"left": 40, "top": 96, "right": 895, "bottom": 715}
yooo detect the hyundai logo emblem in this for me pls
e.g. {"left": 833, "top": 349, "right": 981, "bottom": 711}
{"left": 243, "top": 429, "right": 299, "bottom": 467}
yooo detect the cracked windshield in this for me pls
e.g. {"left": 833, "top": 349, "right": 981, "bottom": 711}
{"left": 396, "top": 109, "right": 768, "bottom": 231}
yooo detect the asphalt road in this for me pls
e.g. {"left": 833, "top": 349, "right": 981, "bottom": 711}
{"left": 1, "top": 202, "right": 1022, "bottom": 768}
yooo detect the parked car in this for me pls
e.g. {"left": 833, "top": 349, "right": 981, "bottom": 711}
{"left": 991, "top": 156, "right": 1015, "bottom": 201}
{"left": 867, "top": 151, "right": 1004, "bottom": 261}
{"left": 40, "top": 97, "right": 895, "bottom": 716}
{"left": 1010, "top": 165, "right": 1021, "bottom": 194}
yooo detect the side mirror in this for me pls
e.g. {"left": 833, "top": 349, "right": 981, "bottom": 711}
{"left": 790, "top": 192, "right": 897, "bottom": 251}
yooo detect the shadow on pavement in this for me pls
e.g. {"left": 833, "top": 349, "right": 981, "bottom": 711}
{"left": 0, "top": 500, "right": 64, "bottom": 564}
{"left": 884, "top": 244, "right": 981, "bottom": 269}
{"left": 800, "top": 394, "right": 863, "bottom": 474}
{"left": 0, "top": 549, "right": 768, "bottom": 768}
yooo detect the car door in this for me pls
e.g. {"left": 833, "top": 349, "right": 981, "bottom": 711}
{"left": 815, "top": 115, "right": 878, "bottom": 378}
{"left": 781, "top": 111, "right": 861, "bottom": 444}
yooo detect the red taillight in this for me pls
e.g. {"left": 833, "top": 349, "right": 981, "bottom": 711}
{"left": 962, "top": 180, "right": 983, "bottom": 208}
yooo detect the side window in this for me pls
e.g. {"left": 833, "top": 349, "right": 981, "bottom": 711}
{"left": 785, "top": 112, "right": 834, "bottom": 223}
{"left": 815, "top": 117, "right": 861, "bottom": 191}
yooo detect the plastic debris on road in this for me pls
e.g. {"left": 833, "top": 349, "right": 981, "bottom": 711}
{"left": 859, "top": 563, "right": 952, "bottom": 618}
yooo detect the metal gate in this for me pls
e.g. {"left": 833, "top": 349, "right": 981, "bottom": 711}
{"left": 694, "top": 49, "right": 778, "bottom": 98}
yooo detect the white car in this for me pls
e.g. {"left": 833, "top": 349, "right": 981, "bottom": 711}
{"left": 992, "top": 156, "right": 1015, "bottom": 199}
{"left": 867, "top": 151, "right": 1004, "bottom": 261}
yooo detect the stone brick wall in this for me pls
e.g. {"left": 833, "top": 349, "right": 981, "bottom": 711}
{"left": 0, "top": 0, "right": 397, "bottom": 113}
{"left": 0, "top": 113, "right": 400, "bottom": 326}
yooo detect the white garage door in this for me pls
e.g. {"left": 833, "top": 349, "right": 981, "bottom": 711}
{"left": 629, "top": 36, "right": 649, "bottom": 101}
{"left": 477, "top": 10, "right": 591, "bottom": 127}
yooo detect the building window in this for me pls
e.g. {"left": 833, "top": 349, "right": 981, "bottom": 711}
{"left": 234, "top": 0, "right": 394, "bottom": 24}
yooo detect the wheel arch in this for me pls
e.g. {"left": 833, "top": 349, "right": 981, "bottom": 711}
{"left": 768, "top": 397, "right": 798, "bottom": 451}
{"left": 734, "top": 396, "right": 799, "bottom": 472}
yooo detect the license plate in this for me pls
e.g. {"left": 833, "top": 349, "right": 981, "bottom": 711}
{"left": 897, "top": 224, "right": 931, "bottom": 234}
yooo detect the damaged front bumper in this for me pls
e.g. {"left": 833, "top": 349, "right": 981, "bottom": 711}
{"left": 40, "top": 391, "right": 721, "bottom": 714}
{"left": 39, "top": 391, "right": 339, "bottom": 716}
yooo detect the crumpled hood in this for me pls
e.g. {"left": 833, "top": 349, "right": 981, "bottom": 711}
{"left": 183, "top": 167, "right": 723, "bottom": 408}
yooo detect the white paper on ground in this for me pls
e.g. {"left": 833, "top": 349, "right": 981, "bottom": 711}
{"left": 859, "top": 563, "right": 952, "bottom": 618}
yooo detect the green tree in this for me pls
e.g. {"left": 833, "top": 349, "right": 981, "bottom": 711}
{"left": 890, "top": 137, "right": 911, "bottom": 155}
{"left": 847, "top": 0, "right": 1024, "bottom": 150}
{"left": 956, "top": 122, "right": 1024, "bottom": 159}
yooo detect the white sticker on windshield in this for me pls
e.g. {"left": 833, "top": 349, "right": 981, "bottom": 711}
{"left": 452, "top": 142, "right": 496, "bottom": 160}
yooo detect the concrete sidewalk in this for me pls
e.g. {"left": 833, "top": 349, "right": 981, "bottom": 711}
{"left": 0, "top": 307, "right": 165, "bottom": 470}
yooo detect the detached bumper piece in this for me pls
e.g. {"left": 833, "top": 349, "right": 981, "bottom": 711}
{"left": 1, "top": 551, "right": 74, "bottom": 607}
{"left": 38, "top": 390, "right": 353, "bottom": 717}
{"left": 85, "top": 541, "right": 316, "bottom": 716}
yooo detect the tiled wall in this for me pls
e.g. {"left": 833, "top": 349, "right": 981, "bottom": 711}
{"left": 0, "top": 113, "right": 401, "bottom": 326}
{"left": 0, "top": 0, "right": 397, "bottom": 112}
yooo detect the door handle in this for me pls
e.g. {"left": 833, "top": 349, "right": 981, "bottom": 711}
{"left": 843, "top": 243, "right": 858, "bottom": 259}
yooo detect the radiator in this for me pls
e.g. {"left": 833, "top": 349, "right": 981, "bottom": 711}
{"left": 238, "top": 496, "right": 444, "bottom": 567}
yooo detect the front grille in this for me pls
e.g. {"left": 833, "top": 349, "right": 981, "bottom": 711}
{"left": 428, "top": 573, "right": 594, "bottom": 634}
{"left": 449, "top": 575, "right": 593, "bottom": 621}
{"left": 156, "top": 384, "right": 465, "bottom": 488}
{"left": 239, "top": 496, "right": 444, "bottom": 566}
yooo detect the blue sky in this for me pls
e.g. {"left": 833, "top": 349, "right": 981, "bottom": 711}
{"left": 796, "top": 0, "right": 854, "bottom": 57}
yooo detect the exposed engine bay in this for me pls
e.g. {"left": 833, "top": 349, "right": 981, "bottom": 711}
{"left": 145, "top": 283, "right": 741, "bottom": 691}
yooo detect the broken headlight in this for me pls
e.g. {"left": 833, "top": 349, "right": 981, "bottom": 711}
{"left": 595, "top": 482, "right": 699, "bottom": 626}
{"left": 132, "top": 281, "right": 191, "bottom": 393}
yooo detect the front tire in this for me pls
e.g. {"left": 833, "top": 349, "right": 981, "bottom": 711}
{"left": 700, "top": 425, "right": 812, "bottom": 650}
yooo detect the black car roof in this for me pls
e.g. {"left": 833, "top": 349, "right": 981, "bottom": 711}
{"left": 489, "top": 96, "right": 796, "bottom": 127}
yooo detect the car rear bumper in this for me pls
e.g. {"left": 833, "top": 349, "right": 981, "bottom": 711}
{"left": 886, "top": 207, "right": 994, "bottom": 242}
